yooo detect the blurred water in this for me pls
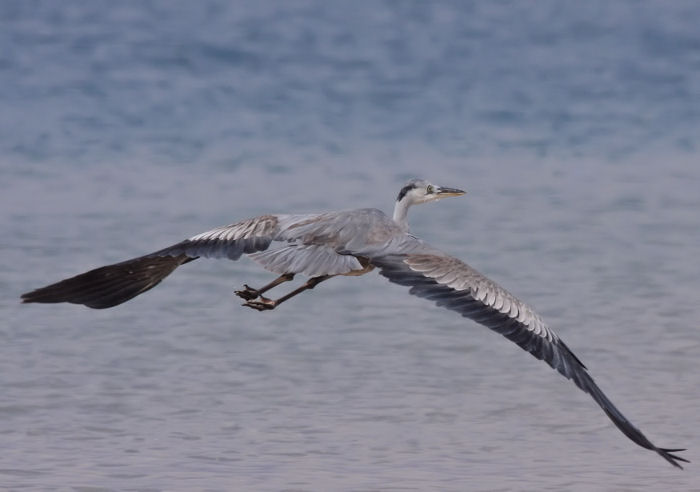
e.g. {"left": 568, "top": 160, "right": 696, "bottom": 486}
{"left": 1, "top": 1, "right": 699, "bottom": 490}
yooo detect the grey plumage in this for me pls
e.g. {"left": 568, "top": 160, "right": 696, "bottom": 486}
{"left": 20, "top": 179, "right": 687, "bottom": 469}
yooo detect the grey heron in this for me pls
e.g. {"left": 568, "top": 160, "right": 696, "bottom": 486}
{"left": 21, "top": 178, "right": 687, "bottom": 468}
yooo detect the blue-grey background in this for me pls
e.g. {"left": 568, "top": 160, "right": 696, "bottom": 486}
{"left": 2, "top": 1, "right": 699, "bottom": 490}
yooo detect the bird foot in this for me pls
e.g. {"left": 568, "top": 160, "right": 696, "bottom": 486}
{"left": 235, "top": 284, "right": 260, "bottom": 301}
{"left": 242, "top": 296, "right": 277, "bottom": 311}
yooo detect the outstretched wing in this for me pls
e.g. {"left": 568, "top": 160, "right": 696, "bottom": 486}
{"left": 19, "top": 254, "right": 195, "bottom": 309}
{"left": 20, "top": 214, "right": 291, "bottom": 308}
{"left": 370, "top": 252, "right": 687, "bottom": 469}
{"left": 20, "top": 208, "right": 405, "bottom": 309}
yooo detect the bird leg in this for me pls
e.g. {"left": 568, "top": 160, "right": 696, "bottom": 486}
{"left": 242, "top": 275, "right": 332, "bottom": 311}
{"left": 235, "top": 273, "right": 295, "bottom": 301}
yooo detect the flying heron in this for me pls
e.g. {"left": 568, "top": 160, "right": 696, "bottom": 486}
{"left": 21, "top": 178, "right": 687, "bottom": 468}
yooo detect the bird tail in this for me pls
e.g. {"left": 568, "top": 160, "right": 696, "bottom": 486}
{"left": 20, "top": 254, "right": 196, "bottom": 309}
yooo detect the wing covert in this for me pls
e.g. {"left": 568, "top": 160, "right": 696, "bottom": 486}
{"left": 151, "top": 214, "right": 283, "bottom": 260}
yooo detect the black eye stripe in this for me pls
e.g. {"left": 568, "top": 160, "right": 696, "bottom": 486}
{"left": 397, "top": 184, "right": 416, "bottom": 201}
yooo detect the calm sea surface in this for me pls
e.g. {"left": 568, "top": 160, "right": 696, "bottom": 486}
{"left": 2, "top": 1, "right": 699, "bottom": 490}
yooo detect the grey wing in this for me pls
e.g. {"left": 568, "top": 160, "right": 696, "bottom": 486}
{"left": 20, "top": 214, "right": 291, "bottom": 309}
{"left": 248, "top": 245, "right": 364, "bottom": 277}
{"left": 181, "top": 209, "right": 382, "bottom": 277}
{"left": 153, "top": 214, "right": 283, "bottom": 260}
{"left": 370, "top": 252, "right": 687, "bottom": 469}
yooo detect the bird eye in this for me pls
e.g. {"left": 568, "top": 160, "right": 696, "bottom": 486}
{"left": 426, "top": 185, "right": 434, "bottom": 194}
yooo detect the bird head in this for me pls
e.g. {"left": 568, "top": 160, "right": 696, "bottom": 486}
{"left": 396, "top": 179, "right": 466, "bottom": 206}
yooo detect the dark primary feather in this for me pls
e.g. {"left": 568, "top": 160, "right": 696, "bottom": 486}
{"left": 371, "top": 253, "right": 688, "bottom": 469}
{"left": 20, "top": 255, "right": 196, "bottom": 309}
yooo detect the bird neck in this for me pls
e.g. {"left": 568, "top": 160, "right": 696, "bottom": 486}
{"left": 392, "top": 198, "right": 411, "bottom": 232}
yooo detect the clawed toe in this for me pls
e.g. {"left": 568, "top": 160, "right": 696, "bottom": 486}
{"left": 235, "top": 284, "right": 260, "bottom": 301}
{"left": 242, "top": 297, "right": 277, "bottom": 311}
{"left": 236, "top": 283, "right": 278, "bottom": 310}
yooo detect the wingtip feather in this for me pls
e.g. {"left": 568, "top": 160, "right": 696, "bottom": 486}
{"left": 657, "top": 447, "right": 688, "bottom": 469}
